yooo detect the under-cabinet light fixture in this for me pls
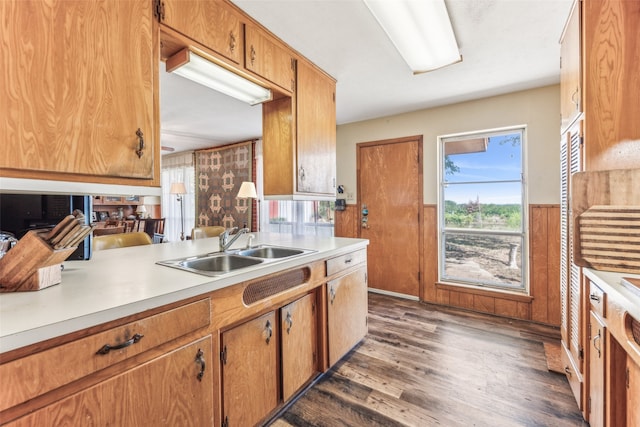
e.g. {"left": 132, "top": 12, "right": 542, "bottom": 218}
{"left": 363, "top": 0, "right": 462, "bottom": 74}
{"left": 166, "top": 48, "right": 272, "bottom": 105}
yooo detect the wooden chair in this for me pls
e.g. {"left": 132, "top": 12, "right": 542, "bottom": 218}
{"left": 93, "top": 226, "right": 125, "bottom": 236}
{"left": 143, "top": 218, "right": 165, "bottom": 239}
{"left": 191, "top": 226, "right": 226, "bottom": 240}
{"left": 93, "top": 231, "right": 153, "bottom": 251}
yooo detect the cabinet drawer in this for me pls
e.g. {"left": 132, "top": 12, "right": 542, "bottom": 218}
{"left": 588, "top": 280, "right": 606, "bottom": 318}
{"left": 326, "top": 249, "right": 367, "bottom": 277}
{"left": 0, "top": 298, "right": 210, "bottom": 412}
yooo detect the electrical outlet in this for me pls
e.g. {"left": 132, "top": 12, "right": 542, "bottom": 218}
{"left": 347, "top": 192, "right": 354, "bottom": 200}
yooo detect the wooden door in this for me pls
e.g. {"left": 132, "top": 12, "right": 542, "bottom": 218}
{"left": 221, "top": 311, "right": 278, "bottom": 427}
{"left": 0, "top": 0, "right": 155, "bottom": 180}
{"left": 358, "top": 136, "right": 422, "bottom": 297}
{"left": 281, "top": 293, "right": 318, "bottom": 401}
{"left": 7, "top": 336, "right": 214, "bottom": 426}
{"left": 327, "top": 266, "right": 368, "bottom": 366}
{"left": 161, "top": 0, "right": 242, "bottom": 64}
{"left": 296, "top": 59, "right": 336, "bottom": 195}
{"left": 588, "top": 312, "right": 605, "bottom": 427}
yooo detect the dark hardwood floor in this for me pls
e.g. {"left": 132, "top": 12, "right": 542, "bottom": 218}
{"left": 270, "top": 292, "right": 587, "bottom": 427}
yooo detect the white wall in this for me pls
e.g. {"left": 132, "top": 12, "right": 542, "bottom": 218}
{"left": 336, "top": 85, "right": 560, "bottom": 205}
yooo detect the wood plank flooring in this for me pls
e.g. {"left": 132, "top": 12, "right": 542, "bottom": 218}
{"left": 270, "top": 292, "right": 587, "bottom": 427}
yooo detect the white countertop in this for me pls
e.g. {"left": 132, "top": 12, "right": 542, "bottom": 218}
{"left": 0, "top": 233, "right": 368, "bottom": 353}
{"left": 583, "top": 268, "right": 640, "bottom": 321}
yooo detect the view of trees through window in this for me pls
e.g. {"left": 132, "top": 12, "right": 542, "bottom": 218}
{"left": 440, "top": 128, "right": 526, "bottom": 290}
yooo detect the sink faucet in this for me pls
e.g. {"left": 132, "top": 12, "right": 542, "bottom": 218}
{"left": 219, "top": 227, "right": 250, "bottom": 252}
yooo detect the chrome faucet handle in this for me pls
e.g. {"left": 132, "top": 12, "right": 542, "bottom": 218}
{"left": 245, "top": 234, "right": 255, "bottom": 249}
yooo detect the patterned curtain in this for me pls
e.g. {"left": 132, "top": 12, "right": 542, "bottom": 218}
{"left": 195, "top": 142, "right": 253, "bottom": 229}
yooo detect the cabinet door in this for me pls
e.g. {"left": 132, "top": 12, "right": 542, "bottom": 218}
{"left": 559, "top": 0, "right": 581, "bottom": 133}
{"left": 296, "top": 60, "right": 337, "bottom": 195}
{"left": 281, "top": 293, "right": 318, "bottom": 401}
{"left": 245, "top": 24, "right": 295, "bottom": 93}
{"left": 221, "top": 311, "right": 278, "bottom": 427}
{"left": 161, "top": 0, "right": 241, "bottom": 65}
{"left": 327, "top": 266, "right": 368, "bottom": 366}
{"left": 629, "top": 358, "right": 640, "bottom": 427}
{"left": 0, "top": 0, "right": 155, "bottom": 180}
{"left": 588, "top": 312, "right": 605, "bottom": 427}
{"left": 7, "top": 336, "right": 214, "bottom": 427}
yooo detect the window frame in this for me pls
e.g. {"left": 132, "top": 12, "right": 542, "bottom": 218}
{"left": 437, "top": 125, "right": 529, "bottom": 293}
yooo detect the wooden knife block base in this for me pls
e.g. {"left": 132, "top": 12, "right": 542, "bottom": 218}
{"left": 0, "top": 231, "right": 76, "bottom": 292}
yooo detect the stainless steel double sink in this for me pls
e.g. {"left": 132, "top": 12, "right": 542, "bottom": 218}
{"left": 157, "top": 245, "right": 315, "bottom": 277}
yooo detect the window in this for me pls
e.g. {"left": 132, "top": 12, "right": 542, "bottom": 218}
{"left": 263, "top": 200, "right": 334, "bottom": 237}
{"left": 439, "top": 127, "right": 526, "bottom": 291}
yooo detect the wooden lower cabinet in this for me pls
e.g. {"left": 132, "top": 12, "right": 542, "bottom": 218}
{"left": 628, "top": 358, "right": 640, "bottom": 427}
{"left": 281, "top": 293, "right": 318, "bottom": 401}
{"left": 6, "top": 336, "right": 214, "bottom": 426}
{"left": 220, "top": 292, "right": 320, "bottom": 426}
{"left": 588, "top": 311, "right": 605, "bottom": 427}
{"left": 327, "top": 266, "right": 368, "bottom": 366}
{"left": 221, "top": 311, "right": 279, "bottom": 427}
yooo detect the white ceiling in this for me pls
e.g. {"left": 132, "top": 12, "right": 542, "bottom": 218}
{"left": 160, "top": 0, "right": 573, "bottom": 154}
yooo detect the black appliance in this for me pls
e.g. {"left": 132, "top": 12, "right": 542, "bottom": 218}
{"left": 0, "top": 194, "right": 92, "bottom": 260}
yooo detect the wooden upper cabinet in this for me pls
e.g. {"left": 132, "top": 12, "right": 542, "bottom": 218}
{"left": 296, "top": 59, "right": 337, "bottom": 196}
{"left": 262, "top": 59, "right": 336, "bottom": 199}
{"left": 559, "top": 0, "right": 581, "bottom": 134}
{"left": 159, "top": 0, "right": 242, "bottom": 65}
{"left": 0, "top": 0, "right": 157, "bottom": 183}
{"left": 578, "top": 0, "right": 640, "bottom": 171}
{"left": 244, "top": 23, "right": 295, "bottom": 93}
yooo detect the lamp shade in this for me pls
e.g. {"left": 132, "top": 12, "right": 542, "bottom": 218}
{"left": 170, "top": 182, "right": 187, "bottom": 195}
{"left": 237, "top": 182, "right": 257, "bottom": 199}
{"left": 136, "top": 205, "right": 147, "bottom": 214}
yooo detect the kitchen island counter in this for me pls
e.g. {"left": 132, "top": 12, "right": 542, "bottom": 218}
{"left": 0, "top": 233, "right": 368, "bottom": 354}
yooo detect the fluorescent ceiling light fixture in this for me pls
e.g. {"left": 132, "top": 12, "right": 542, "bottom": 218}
{"left": 166, "top": 48, "right": 272, "bottom": 105}
{"left": 363, "top": 0, "right": 462, "bottom": 73}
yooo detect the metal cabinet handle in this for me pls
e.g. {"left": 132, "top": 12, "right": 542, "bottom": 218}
{"left": 96, "top": 333, "right": 144, "bottom": 355}
{"left": 590, "top": 294, "right": 600, "bottom": 302}
{"left": 195, "top": 349, "right": 206, "bottom": 381}
{"left": 264, "top": 320, "right": 273, "bottom": 344}
{"left": 593, "top": 331, "right": 602, "bottom": 358}
{"left": 229, "top": 31, "right": 236, "bottom": 53}
{"left": 250, "top": 45, "right": 256, "bottom": 67}
{"left": 564, "top": 366, "right": 572, "bottom": 377}
{"left": 285, "top": 311, "right": 293, "bottom": 334}
{"left": 135, "top": 128, "right": 145, "bottom": 158}
{"left": 329, "top": 286, "right": 336, "bottom": 305}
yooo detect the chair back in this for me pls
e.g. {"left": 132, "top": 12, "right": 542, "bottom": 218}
{"left": 143, "top": 218, "right": 165, "bottom": 238}
{"left": 93, "top": 226, "right": 125, "bottom": 236}
{"left": 93, "top": 231, "right": 153, "bottom": 251}
{"left": 191, "top": 226, "right": 226, "bottom": 240}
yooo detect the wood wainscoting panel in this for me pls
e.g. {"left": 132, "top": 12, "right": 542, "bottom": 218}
{"left": 530, "top": 204, "right": 561, "bottom": 326}
{"left": 334, "top": 205, "right": 358, "bottom": 238}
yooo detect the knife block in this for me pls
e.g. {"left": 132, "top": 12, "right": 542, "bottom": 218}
{"left": 0, "top": 231, "right": 76, "bottom": 292}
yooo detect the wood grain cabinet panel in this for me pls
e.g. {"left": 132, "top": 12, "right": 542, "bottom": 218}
{"left": 628, "top": 358, "right": 640, "bottom": 427}
{"left": 262, "top": 58, "right": 336, "bottom": 199}
{"left": 0, "top": 0, "right": 156, "bottom": 182}
{"left": 6, "top": 336, "right": 214, "bottom": 427}
{"left": 221, "top": 311, "right": 278, "bottom": 427}
{"left": 559, "top": 0, "right": 581, "bottom": 133}
{"left": 327, "top": 266, "right": 368, "bottom": 366}
{"left": 281, "top": 293, "right": 318, "bottom": 402}
{"left": 588, "top": 311, "right": 605, "bottom": 427}
{"left": 244, "top": 23, "right": 295, "bottom": 93}
{"left": 160, "top": 0, "right": 242, "bottom": 65}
